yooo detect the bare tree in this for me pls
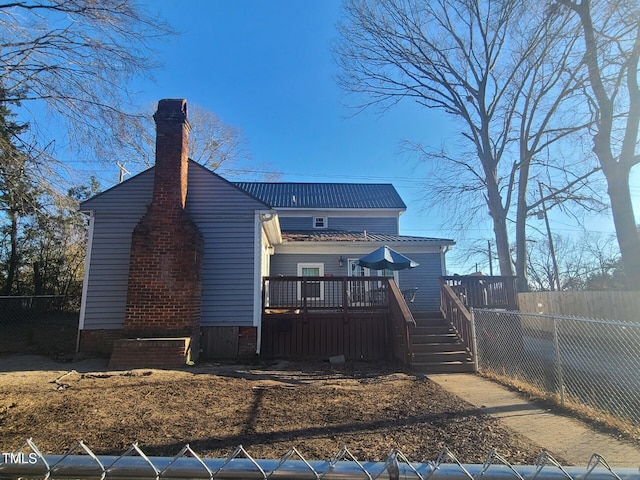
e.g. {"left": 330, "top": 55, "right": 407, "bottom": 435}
{"left": 127, "top": 103, "right": 279, "bottom": 181}
{"left": 527, "top": 231, "right": 621, "bottom": 290}
{"left": 187, "top": 105, "right": 250, "bottom": 174}
{"left": 336, "top": 0, "right": 599, "bottom": 283}
{"left": 0, "top": 0, "right": 173, "bottom": 166}
{"left": 557, "top": 0, "right": 640, "bottom": 286}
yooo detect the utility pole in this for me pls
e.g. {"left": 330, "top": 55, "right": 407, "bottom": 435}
{"left": 487, "top": 240, "right": 493, "bottom": 276}
{"left": 117, "top": 162, "right": 130, "bottom": 183}
{"left": 538, "top": 182, "right": 561, "bottom": 291}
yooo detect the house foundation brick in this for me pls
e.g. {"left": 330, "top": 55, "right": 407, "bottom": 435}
{"left": 79, "top": 329, "right": 125, "bottom": 356}
{"left": 238, "top": 326, "right": 258, "bottom": 358}
{"left": 108, "top": 337, "right": 192, "bottom": 370}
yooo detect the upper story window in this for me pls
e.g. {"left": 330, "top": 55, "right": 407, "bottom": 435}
{"left": 314, "top": 216, "right": 327, "bottom": 229}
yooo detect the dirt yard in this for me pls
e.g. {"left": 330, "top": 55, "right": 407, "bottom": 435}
{"left": 0, "top": 355, "right": 550, "bottom": 464}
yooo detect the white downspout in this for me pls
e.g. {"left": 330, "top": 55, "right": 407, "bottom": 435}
{"left": 76, "top": 211, "right": 94, "bottom": 352}
{"left": 253, "top": 213, "right": 262, "bottom": 355}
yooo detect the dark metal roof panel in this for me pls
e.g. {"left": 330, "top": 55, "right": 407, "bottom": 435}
{"left": 233, "top": 182, "right": 407, "bottom": 209}
{"left": 281, "top": 230, "right": 454, "bottom": 244}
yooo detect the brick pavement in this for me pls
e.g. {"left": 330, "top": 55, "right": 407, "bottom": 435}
{"left": 428, "top": 373, "right": 640, "bottom": 467}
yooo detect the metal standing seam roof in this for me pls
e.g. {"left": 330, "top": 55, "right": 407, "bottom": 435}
{"left": 232, "top": 182, "right": 407, "bottom": 209}
{"left": 281, "top": 230, "right": 455, "bottom": 244}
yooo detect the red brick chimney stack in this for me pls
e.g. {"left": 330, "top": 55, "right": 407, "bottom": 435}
{"left": 152, "top": 99, "right": 190, "bottom": 210}
{"left": 122, "top": 99, "right": 203, "bottom": 348}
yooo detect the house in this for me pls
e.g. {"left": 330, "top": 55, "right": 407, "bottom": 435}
{"left": 77, "top": 99, "right": 455, "bottom": 367}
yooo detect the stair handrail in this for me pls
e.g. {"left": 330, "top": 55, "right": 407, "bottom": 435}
{"left": 439, "top": 278, "right": 474, "bottom": 358}
{"left": 387, "top": 279, "right": 415, "bottom": 365}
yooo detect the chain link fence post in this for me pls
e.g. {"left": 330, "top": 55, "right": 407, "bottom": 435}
{"left": 470, "top": 308, "right": 479, "bottom": 373}
{"left": 552, "top": 317, "right": 565, "bottom": 405}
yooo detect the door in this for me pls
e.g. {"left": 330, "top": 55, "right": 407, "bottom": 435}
{"left": 348, "top": 259, "right": 395, "bottom": 306}
{"left": 348, "top": 259, "right": 368, "bottom": 305}
{"left": 297, "top": 263, "right": 324, "bottom": 302}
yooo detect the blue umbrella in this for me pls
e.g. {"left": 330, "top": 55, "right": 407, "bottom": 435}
{"left": 356, "top": 245, "right": 419, "bottom": 271}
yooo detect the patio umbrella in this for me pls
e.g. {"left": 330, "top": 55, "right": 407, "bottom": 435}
{"left": 356, "top": 245, "right": 419, "bottom": 271}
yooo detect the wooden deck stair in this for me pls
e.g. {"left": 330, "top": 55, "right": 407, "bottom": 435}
{"left": 409, "top": 312, "right": 475, "bottom": 373}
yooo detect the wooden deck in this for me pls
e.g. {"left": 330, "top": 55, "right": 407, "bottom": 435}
{"left": 260, "top": 275, "right": 518, "bottom": 371}
{"left": 261, "top": 276, "right": 413, "bottom": 362}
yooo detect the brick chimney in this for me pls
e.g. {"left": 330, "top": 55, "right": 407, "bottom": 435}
{"left": 123, "top": 99, "right": 203, "bottom": 347}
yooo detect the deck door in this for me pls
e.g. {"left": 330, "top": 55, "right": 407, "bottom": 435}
{"left": 297, "top": 263, "right": 324, "bottom": 302}
{"left": 348, "top": 259, "right": 396, "bottom": 306}
{"left": 348, "top": 259, "right": 370, "bottom": 305}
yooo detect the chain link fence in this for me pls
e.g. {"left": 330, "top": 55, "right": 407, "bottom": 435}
{"left": 0, "top": 439, "right": 637, "bottom": 480}
{"left": 0, "top": 296, "right": 79, "bottom": 357}
{"left": 473, "top": 309, "right": 640, "bottom": 426}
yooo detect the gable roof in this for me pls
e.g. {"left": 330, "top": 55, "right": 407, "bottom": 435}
{"left": 233, "top": 182, "right": 407, "bottom": 210}
{"left": 80, "top": 161, "right": 272, "bottom": 212}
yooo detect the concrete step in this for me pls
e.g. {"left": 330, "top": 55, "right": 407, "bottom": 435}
{"left": 412, "top": 351, "right": 471, "bottom": 363}
{"left": 410, "top": 360, "right": 476, "bottom": 374}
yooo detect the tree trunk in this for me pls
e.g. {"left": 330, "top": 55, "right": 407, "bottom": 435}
{"left": 605, "top": 166, "right": 640, "bottom": 286}
{"left": 492, "top": 212, "right": 514, "bottom": 277}
{"left": 3, "top": 211, "right": 18, "bottom": 295}
{"left": 33, "top": 261, "right": 44, "bottom": 296}
{"left": 515, "top": 155, "right": 531, "bottom": 292}
{"left": 485, "top": 166, "right": 515, "bottom": 277}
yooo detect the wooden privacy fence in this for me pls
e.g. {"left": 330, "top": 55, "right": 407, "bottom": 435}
{"left": 518, "top": 290, "right": 640, "bottom": 322}
{"left": 261, "top": 276, "right": 413, "bottom": 360}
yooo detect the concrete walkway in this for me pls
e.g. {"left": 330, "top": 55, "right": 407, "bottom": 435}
{"left": 428, "top": 373, "right": 640, "bottom": 468}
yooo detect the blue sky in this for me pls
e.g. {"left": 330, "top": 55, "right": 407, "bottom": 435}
{"left": 99, "top": 0, "right": 636, "bottom": 273}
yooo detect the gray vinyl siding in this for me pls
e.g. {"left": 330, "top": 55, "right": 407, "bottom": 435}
{"left": 81, "top": 162, "right": 269, "bottom": 331}
{"left": 81, "top": 169, "right": 154, "bottom": 213}
{"left": 270, "top": 251, "right": 444, "bottom": 311}
{"left": 279, "top": 216, "right": 398, "bottom": 234}
{"left": 398, "top": 253, "right": 444, "bottom": 311}
{"left": 270, "top": 253, "right": 347, "bottom": 278}
{"left": 81, "top": 172, "right": 154, "bottom": 329}
{"left": 179, "top": 163, "right": 267, "bottom": 327}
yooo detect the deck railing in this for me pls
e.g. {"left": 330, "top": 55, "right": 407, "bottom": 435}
{"left": 262, "top": 276, "right": 390, "bottom": 313}
{"left": 387, "top": 279, "right": 415, "bottom": 365}
{"left": 440, "top": 275, "right": 519, "bottom": 310}
{"left": 439, "top": 279, "right": 474, "bottom": 362}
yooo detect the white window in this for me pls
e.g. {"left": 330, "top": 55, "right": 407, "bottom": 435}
{"left": 314, "top": 216, "right": 327, "bottom": 229}
{"left": 297, "top": 263, "right": 324, "bottom": 300}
